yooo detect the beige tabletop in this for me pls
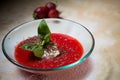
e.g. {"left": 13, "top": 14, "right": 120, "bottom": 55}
{"left": 0, "top": 0, "right": 120, "bottom": 80}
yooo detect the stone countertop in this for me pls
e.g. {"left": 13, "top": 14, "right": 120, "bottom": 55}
{"left": 0, "top": 0, "right": 120, "bottom": 80}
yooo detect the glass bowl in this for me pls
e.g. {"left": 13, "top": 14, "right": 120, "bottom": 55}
{"left": 2, "top": 18, "right": 95, "bottom": 73}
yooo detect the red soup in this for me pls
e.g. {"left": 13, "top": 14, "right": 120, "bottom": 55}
{"left": 15, "top": 33, "right": 83, "bottom": 68}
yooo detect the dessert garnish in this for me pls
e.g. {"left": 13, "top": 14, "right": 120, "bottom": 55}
{"left": 21, "top": 19, "right": 60, "bottom": 58}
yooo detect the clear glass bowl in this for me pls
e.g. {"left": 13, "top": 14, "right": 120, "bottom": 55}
{"left": 2, "top": 18, "right": 95, "bottom": 73}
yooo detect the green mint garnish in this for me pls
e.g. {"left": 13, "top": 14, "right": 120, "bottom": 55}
{"left": 33, "top": 45, "right": 44, "bottom": 58}
{"left": 38, "top": 19, "right": 51, "bottom": 45}
{"left": 21, "top": 44, "right": 38, "bottom": 50}
{"left": 21, "top": 19, "right": 51, "bottom": 58}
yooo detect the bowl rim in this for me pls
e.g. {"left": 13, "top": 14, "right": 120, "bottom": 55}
{"left": 2, "top": 18, "right": 95, "bottom": 71}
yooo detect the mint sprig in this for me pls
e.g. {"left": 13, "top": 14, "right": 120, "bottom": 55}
{"left": 38, "top": 19, "right": 51, "bottom": 45}
{"left": 21, "top": 19, "right": 51, "bottom": 58}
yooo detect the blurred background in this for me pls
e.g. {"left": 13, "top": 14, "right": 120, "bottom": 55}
{"left": 0, "top": 0, "right": 120, "bottom": 80}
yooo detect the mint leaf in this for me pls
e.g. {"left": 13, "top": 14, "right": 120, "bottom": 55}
{"left": 21, "top": 44, "right": 38, "bottom": 51}
{"left": 33, "top": 45, "right": 44, "bottom": 58}
{"left": 41, "top": 33, "right": 51, "bottom": 46}
{"left": 38, "top": 19, "right": 51, "bottom": 42}
{"left": 20, "top": 19, "right": 51, "bottom": 58}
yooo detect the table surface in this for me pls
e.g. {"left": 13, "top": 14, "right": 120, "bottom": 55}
{"left": 0, "top": 0, "right": 120, "bottom": 80}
